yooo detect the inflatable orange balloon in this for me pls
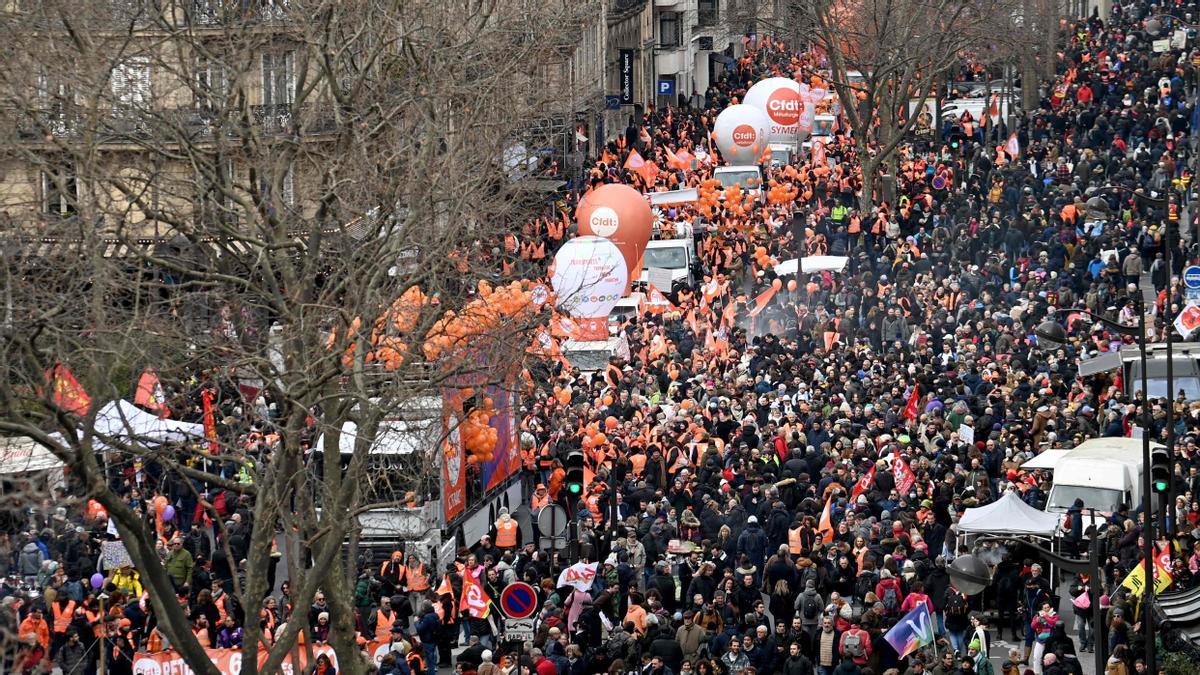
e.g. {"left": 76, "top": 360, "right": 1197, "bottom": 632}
{"left": 575, "top": 183, "right": 653, "bottom": 293}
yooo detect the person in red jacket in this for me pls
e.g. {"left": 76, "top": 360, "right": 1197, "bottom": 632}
{"left": 839, "top": 619, "right": 873, "bottom": 666}
{"left": 531, "top": 647, "right": 557, "bottom": 675}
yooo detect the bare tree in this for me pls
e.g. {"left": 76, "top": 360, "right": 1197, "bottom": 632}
{"left": 0, "top": 0, "right": 594, "bottom": 673}
{"left": 770, "top": 0, "right": 1022, "bottom": 211}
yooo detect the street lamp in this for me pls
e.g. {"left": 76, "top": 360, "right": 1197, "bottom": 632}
{"left": 956, "top": 531, "right": 1107, "bottom": 675}
{"left": 1034, "top": 305, "right": 1157, "bottom": 672}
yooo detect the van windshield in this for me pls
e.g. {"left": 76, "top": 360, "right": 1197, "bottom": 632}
{"left": 643, "top": 247, "right": 688, "bottom": 269}
{"left": 565, "top": 348, "right": 612, "bottom": 373}
{"left": 812, "top": 118, "right": 835, "bottom": 137}
{"left": 1046, "top": 485, "right": 1123, "bottom": 513}
{"left": 715, "top": 171, "right": 761, "bottom": 190}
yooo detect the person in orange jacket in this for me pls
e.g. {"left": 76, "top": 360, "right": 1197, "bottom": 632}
{"left": 19, "top": 605, "right": 51, "bottom": 651}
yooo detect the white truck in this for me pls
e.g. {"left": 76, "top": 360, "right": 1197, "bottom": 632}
{"left": 713, "top": 165, "right": 765, "bottom": 203}
{"left": 638, "top": 238, "right": 697, "bottom": 294}
{"left": 1025, "top": 437, "right": 1163, "bottom": 535}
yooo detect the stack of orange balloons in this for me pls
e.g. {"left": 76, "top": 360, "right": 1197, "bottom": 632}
{"left": 766, "top": 179, "right": 799, "bottom": 205}
{"left": 697, "top": 178, "right": 722, "bottom": 217}
{"left": 460, "top": 395, "right": 499, "bottom": 465}
{"left": 753, "top": 246, "right": 776, "bottom": 270}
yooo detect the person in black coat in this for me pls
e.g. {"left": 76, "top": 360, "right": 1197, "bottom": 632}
{"left": 648, "top": 624, "right": 684, "bottom": 674}
{"left": 650, "top": 565, "right": 678, "bottom": 614}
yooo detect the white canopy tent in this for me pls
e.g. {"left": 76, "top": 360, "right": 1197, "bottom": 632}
{"left": 957, "top": 491, "right": 1060, "bottom": 537}
{"left": 93, "top": 400, "right": 205, "bottom": 444}
{"left": 774, "top": 256, "right": 850, "bottom": 276}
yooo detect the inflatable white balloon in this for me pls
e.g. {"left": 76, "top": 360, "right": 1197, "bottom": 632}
{"left": 551, "top": 236, "right": 628, "bottom": 320}
{"left": 712, "top": 104, "right": 771, "bottom": 165}
{"left": 743, "top": 78, "right": 805, "bottom": 145}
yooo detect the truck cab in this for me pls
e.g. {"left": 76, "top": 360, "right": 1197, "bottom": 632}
{"left": 638, "top": 238, "right": 697, "bottom": 294}
{"left": 712, "top": 164, "right": 765, "bottom": 203}
{"left": 803, "top": 114, "right": 837, "bottom": 153}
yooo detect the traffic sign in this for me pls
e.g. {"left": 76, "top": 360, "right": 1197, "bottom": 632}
{"left": 499, "top": 581, "right": 539, "bottom": 619}
{"left": 1185, "top": 265, "right": 1200, "bottom": 289}
{"left": 658, "top": 79, "right": 675, "bottom": 95}
{"left": 505, "top": 617, "right": 536, "bottom": 641}
{"left": 536, "top": 504, "right": 568, "bottom": 536}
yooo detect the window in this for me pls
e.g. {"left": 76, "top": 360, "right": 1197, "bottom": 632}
{"left": 261, "top": 52, "right": 294, "bottom": 108}
{"left": 111, "top": 57, "right": 151, "bottom": 109}
{"left": 698, "top": 0, "right": 718, "bottom": 26}
{"left": 659, "top": 11, "right": 681, "bottom": 47}
{"left": 260, "top": 164, "right": 295, "bottom": 214}
{"left": 36, "top": 72, "right": 73, "bottom": 134}
{"left": 42, "top": 165, "right": 78, "bottom": 217}
{"left": 195, "top": 57, "right": 228, "bottom": 111}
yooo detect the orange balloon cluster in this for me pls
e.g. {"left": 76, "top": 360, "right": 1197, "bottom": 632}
{"left": 460, "top": 394, "right": 499, "bottom": 464}
{"left": 697, "top": 178, "right": 723, "bottom": 217}
{"left": 581, "top": 421, "right": 607, "bottom": 449}
{"left": 753, "top": 246, "right": 777, "bottom": 269}
{"left": 766, "top": 179, "right": 799, "bottom": 205}
{"left": 422, "top": 280, "right": 535, "bottom": 361}
{"left": 337, "top": 281, "right": 538, "bottom": 370}
{"left": 552, "top": 385, "right": 572, "bottom": 406}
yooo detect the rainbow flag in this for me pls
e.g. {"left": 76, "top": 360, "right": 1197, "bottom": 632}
{"left": 883, "top": 602, "right": 935, "bottom": 658}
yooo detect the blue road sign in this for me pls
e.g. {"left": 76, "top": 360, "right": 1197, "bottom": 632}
{"left": 658, "top": 79, "right": 675, "bottom": 95}
{"left": 499, "top": 581, "right": 538, "bottom": 619}
{"left": 1185, "top": 265, "right": 1200, "bottom": 289}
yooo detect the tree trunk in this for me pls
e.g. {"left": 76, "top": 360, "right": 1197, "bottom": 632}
{"left": 324, "top": 563, "right": 368, "bottom": 675}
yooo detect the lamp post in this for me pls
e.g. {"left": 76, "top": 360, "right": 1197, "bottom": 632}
{"left": 953, "top": 531, "right": 1106, "bottom": 675}
{"left": 1034, "top": 305, "right": 1157, "bottom": 672}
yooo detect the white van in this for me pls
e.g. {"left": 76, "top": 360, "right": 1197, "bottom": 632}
{"left": 638, "top": 238, "right": 696, "bottom": 291}
{"left": 1026, "top": 437, "right": 1163, "bottom": 535}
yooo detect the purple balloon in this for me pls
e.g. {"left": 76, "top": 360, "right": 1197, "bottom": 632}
{"left": 90, "top": 573, "right": 104, "bottom": 589}
{"left": 162, "top": 505, "right": 176, "bottom": 522}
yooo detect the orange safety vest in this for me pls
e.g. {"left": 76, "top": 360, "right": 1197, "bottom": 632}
{"left": 532, "top": 492, "right": 550, "bottom": 511}
{"left": 375, "top": 609, "right": 395, "bottom": 642}
{"left": 214, "top": 596, "right": 228, "bottom": 625}
{"left": 406, "top": 564, "right": 429, "bottom": 592}
{"left": 146, "top": 630, "right": 164, "bottom": 653}
{"left": 85, "top": 610, "right": 106, "bottom": 639}
{"left": 788, "top": 527, "right": 805, "bottom": 556}
{"left": 52, "top": 601, "right": 76, "bottom": 633}
{"left": 194, "top": 627, "right": 211, "bottom": 647}
{"left": 586, "top": 494, "right": 602, "bottom": 521}
{"left": 496, "top": 520, "right": 518, "bottom": 548}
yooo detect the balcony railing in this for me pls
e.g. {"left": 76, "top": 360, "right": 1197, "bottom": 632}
{"left": 7, "top": 104, "right": 338, "bottom": 143}
{"left": 189, "top": 0, "right": 291, "bottom": 25}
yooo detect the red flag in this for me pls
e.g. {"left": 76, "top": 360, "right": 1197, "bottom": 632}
{"left": 202, "top": 388, "right": 219, "bottom": 453}
{"left": 851, "top": 465, "right": 876, "bottom": 502}
{"left": 459, "top": 571, "right": 492, "bottom": 618}
{"left": 903, "top": 386, "right": 920, "bottom": 421}
{"left": 134, "top": 368, "right": 170, "bottom": 418}
{"left": 893, "top": 457, "right": 917, "bottom": 495}
{"left": 817, "top": 496, "right": 834, "bottom": 543}
{"left": 45, "top": 364, "right": 91, "bottom": 416}
{"left": 748, "top": 286, "right": 778, "bottom": 318}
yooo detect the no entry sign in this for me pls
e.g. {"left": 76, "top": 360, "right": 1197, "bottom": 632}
{"left": 499, "top": 581, "right": 538, "bottom": 619}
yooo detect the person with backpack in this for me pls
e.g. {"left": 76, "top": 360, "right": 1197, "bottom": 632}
{"left": 796, "top": 579, "right": 825, "bottom": 651}
{"left": 874, "top": 569, "right": 904, "bottom": 617}
{"left": 838, "top": 619, "right": 872, "bottom": 667}
{"left": 943, "top": 586, "right": 971, "bottom": 654}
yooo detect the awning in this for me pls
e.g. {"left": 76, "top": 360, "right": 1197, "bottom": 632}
{"left": 957, "top": 491, "right": 1060, "bottom": 537}
{"left": 0, "top": 436, "right": 65, "bottom": 475}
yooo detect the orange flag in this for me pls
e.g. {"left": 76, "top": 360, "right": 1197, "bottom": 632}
{"left": 748, "top": 286, "right": 778, "bottom": 318}
{"left": 435, "top": 574, "right": 454, "bottom": 599}
{"left": 45, "top": 364, "right": 91, "bottom": 416}
{"left": 818, "top": 496, "right": 834, "bottom": 543}
{"left": 624, "top": 149, "right": 645, "bottom": 171}
{"left": 645, "top": 285, "right": 677, "bottom": 314}
{"left": 135, "top": 368, "right": 170, "bottom": 418}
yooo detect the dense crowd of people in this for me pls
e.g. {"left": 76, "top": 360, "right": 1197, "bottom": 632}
{"left": 4, "top": 1, "right": 1200, "bottom": 675}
